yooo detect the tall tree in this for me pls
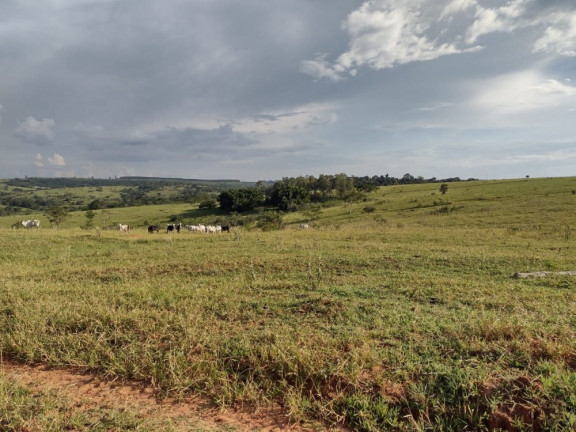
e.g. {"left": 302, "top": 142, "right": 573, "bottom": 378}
{"left": 44, "top": 205, "right": 69, "bottom": 229}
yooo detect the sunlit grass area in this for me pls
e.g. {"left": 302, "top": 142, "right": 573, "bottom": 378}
{"left": 1, "top": 177, "right": 576, "bottom": 430}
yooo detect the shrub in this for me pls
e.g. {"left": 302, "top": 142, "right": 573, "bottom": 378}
{"left": 199, "top": 199, "right": 217, "bottom": 209}
{"left": 256, "top": 212, "right": 283, "bottom": 231}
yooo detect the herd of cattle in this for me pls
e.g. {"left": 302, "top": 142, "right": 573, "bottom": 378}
{"left": 18, "top": 220, "right": 308, "bottom": 231}
{"left": 118, "top": 223, "right": 231, "bottom": 233}
{"left": 155, "top": 223, "right": 230, "bottom": 234}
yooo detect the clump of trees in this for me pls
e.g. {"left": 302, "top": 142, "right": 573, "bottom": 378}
{"left": 217, "top": 173, "right": 470, "bottom": 215}
{"left": 218, "top": 188, "right": 266, "bottom": 212}
{"left": 218, "top": 173, "right": 361, "bottom": 213}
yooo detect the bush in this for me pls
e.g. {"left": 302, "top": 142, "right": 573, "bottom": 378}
{"left": 199, "top": 199, "right": 217, "bottom": 209}
{"left": 256, "top": 212, "right": 283, "bottom": 231}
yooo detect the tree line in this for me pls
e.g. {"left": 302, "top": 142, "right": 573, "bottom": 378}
{"left": 0, "top": 173, "right": 470, "bottom": 216}
{"left": 217, "top": 173, "right": 470, "bottom": 213}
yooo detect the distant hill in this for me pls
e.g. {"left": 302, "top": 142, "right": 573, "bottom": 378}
{"left": 0, "top": 176, "right": 256, "bottom": 216}
{"left": 4, "top": 176, "right": 250, "bottom": 189}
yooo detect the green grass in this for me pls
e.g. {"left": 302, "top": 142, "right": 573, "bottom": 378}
{"left": 1, "top": 177, "right": 576, "bottom": 430}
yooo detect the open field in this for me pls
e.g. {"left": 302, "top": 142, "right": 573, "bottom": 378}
{"left": 1, "top": 177, "right": 576, "bottom": 430}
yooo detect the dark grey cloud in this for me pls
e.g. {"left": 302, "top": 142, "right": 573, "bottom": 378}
{"left": 1, "top": 0, "right": 576, "bottom": 180}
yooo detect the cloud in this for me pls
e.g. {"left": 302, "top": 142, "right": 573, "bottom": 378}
{"left": 301, "top": 0, "right": 576, "bottom": 81}
{"left": 440, "top": 0, "right": 477, "bottom": 19}
{"left": 47, "top": 153, "right": 66, "bottom": 166}
{"left": 465, "top": 0, "right": 527, "bottom": 44}
{"left": 299, "top": 54, "right": 345, "bottom": 82}
{"left": 14, "top": 117, "right": 56, "bottom": 145}
{"left": 34, "top": 152, "right": 66, "bottom": 168}
{"left": 234, "top": 103, "right": 340, "bottom": 134}
{"left": 301, "top": 0, "right": 481, "bottom": 81}
{"left": 532, "top": 12, "right": 576, "bottom": 56}
{"left": 471, "top": 71, "right": 576, "bottom": 114}
{"left": 407, "top": 102, "right": 454, "bottom": 113}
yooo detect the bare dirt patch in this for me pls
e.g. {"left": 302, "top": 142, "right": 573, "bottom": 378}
{"left": 2, "top": 360, "right": 343, "bottom": 431}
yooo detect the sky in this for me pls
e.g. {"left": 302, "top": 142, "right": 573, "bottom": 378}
{"left": 1, "top": 0, "right": 575, "bottom": 181}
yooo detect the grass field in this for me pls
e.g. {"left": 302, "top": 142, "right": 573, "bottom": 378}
{"left": 1, "top": 177, "right": 576, "bottom": 431}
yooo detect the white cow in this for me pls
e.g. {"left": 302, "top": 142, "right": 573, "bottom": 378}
{"left": 299, "top": 223, "right": 309, "bottom": 230}
{"left": 119, "top": 223, "right": 130, "bottom": 232}
{"left": 22, "top": 219, "right": 40, "bottom": 229}
{"left": 187, "top": 225, "right": 206, "bottom": 232}
{"left": 205, "top": 225, "right": 217, "bottom": 234}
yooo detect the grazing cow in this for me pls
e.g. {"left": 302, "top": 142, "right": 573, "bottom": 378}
{"left": 176, "top": 223, "right": 182, "bottom": 233}
{"left": 205, "top": 225, "right": 217, "bottom": 234}
{"left": 119, "top": 224, "right": 130, "bottom": 232}
{"left": 299, "top": 223, "right": 309, "bottom": 230}
{"left": 148, "top": 225, "right": 160, "bottom": 233}
{"left": 167, "top": 224, "right": 175, "bottom": 233}
{"left": 197, "top": 224, "right": 206, "bottom": 233}
{"left": 221, "top": 225, "right": 230, "bottom": 233}
{"left": 21, "top": 219, "right": 40, "bottom": 229}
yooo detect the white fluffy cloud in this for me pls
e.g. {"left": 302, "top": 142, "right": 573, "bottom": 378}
{"left": 302, "top": 0, "right": 477, "bottom": 81}
{"left": 301, "top": 0, "right": 576, "bottom": 81}
{"left": 465, "top": 0, "right": 527, "bottom": 44}
{"left": 533, "top": 12, "right": 576, "bottom": 56}
{"left": 14, "top": 117, "right": 56, "bottom": 145}
{"left": 440, "top": 0, "right": 477, "bottom": 19}
{"left": 47, "top": 153, "right": 66, "bottom": 166}
{"left": 34, "top": 153, "right": 66, "bottom": 168}
{"left": 471, "top": 71, "right": 576, "bottom": 114}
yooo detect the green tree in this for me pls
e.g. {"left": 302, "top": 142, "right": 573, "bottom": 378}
{"left": 333, "top": 173, "right": 355, "bottom": 199}
{"left": 199, "top": 199, "right": 218, "bottom": 209}
{"left": 218, "top": 188, "right": 265, "bottom": 212}
{"left": 87, "top": 199, "right": 104, "bottom": 210}
{"left": 44, "top": 205, "right": 69, "bottom": 229}
{"left": 84, "top": 209, "right": 96, "bottom": 229}
{"left": 302, "top": 203, "right": 323, "bottom": 221}
{"left": 269, "top": 179, "right": 310, "bottom": 211}
{"left": 315, "top": 174, "right": 332, "bottom": 201}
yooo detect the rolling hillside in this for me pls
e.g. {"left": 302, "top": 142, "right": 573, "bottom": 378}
{"left": 1, "top": 177, "right": 575, "bottom": 431}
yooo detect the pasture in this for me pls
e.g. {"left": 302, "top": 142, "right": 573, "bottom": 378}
{"left": 1, "top": 177, "right": 576, "bottom": 431}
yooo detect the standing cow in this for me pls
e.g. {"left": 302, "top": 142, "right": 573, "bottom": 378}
{"left": 22, "top": 220, "right": 40, "bottom": 229}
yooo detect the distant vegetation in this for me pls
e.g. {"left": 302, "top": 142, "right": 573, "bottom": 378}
{"left": 0, "top": 176, "right": 258, "bottom": 216}
{"left": 0, "top": 173, "right": 468, "bottom": 218}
